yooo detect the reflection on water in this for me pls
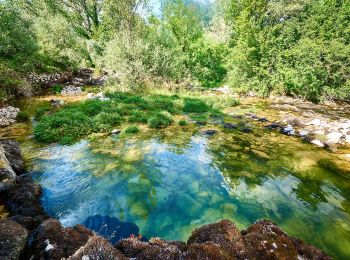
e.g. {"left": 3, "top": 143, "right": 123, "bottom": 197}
{"left": 29, "top": 129, "right": 350, "bottom": 259}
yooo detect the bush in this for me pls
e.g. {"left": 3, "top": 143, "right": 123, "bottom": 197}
{"left": 16, "top": 111, "right": 30, "bottom": 122}
{"left": 183, "top": 99, "right": 209, "bottom": 113}
{"left": 148, "top": 111, "right": 173, "bottom": 128}
{"left": 125, "top": 125, "right": 139, "bottom": 134}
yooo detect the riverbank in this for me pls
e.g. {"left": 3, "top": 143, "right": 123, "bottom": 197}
{"left": 0, "top": 140, "right": 331, "bottom": 259}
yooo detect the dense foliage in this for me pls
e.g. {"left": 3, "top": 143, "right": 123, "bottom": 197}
{"left": 1, "top": 0, "right": 349, "bottom": 102}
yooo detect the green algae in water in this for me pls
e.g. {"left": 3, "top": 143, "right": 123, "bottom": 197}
{"left": 29, "top": 130, "right": 350, "bottom": 259}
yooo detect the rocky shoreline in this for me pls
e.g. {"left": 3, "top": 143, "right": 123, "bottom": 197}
{"left": 0, "top": 140, "right": 331, "bottom": 259}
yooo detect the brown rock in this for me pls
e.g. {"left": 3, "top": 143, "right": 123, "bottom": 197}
{"left": 187, "top": 219, "right": 246, "bottom": 258}
{"left": 0, "top": 219, "right": 28, "bottom": 260}
{"left": 28, "top": 218, "right": 93, "bottom": 259}
{"left": 69, "top": 236, "right": 127, "bottom": 260}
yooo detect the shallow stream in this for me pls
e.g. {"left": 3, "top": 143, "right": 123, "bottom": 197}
{"left": 2, "top": 96, "right": 350, "bottom": 259}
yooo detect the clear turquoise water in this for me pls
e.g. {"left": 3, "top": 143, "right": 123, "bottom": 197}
{"left": 29, "top": 130, "right": 350, "bottom": 259}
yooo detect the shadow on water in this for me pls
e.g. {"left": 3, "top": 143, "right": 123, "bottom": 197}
{"left": 83, "top": 215, "right": 148, "bottom": 244}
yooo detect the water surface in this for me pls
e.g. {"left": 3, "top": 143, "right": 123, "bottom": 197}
{"left": 28, "top": 128, "right": 350, "bottom": 259}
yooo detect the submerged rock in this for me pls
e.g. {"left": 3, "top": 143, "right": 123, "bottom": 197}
{"left": 201, "top": 130, "right": 217, "bottom": 136}
{"left": 0, "top": 219, "right": 28, "bottom": 260}
{"left": 223, "top": 123, "right": 237, "bottom": 129}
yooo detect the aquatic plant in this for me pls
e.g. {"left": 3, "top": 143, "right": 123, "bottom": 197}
{"left": 183, "top": 98, "right": 209, "bottom": 113}
{"left": 148, "top": 111, "right": 173, "bottom": 128}
{"left": 125, "top": 125, "right": 140, "bottom": 134}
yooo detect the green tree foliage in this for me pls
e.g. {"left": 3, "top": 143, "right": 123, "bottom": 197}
{"left": 223, "top": 0, "right": 350, "bottom": 102}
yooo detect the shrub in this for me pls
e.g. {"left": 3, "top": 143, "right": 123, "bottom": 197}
{"left": 125, "top": 125, "right": 140, "bottom": 134}
{"left": 16, "top": 111, "right": 31, "bottom": 122}
{"left": 183, "top": 99, "right": 209, "bottom": 113}
{"left": 148, "top": 111, "right": 173, "bottom": 128}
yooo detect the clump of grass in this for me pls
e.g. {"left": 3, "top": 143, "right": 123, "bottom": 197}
{"left": 125, "top": 125, "right": 139, "bottom": 134}
{"left": 53, "top": 84, "right": 64, "bottom": 94}
{"left": 178, "top": 119, "right": 188, "bottom": 126}
{"left": 128, "top": 111, "right": 149, "bottom": 123}
{"left": 16, "top": 111, "right": 30, "bottom": 122}
{"left": 183, "top": 98, "right": 209, "bottom": 113}
{"left": 148, "top": 111, "right": 173, "bottom": 128}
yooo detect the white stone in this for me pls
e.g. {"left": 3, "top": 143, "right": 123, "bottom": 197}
{"left": 346, "top": 135, "right": 350, "bottom": 144}
{"left": 45, "top": 239, "right": 54, "bottom": 251}
{"left": 308, "top": 119, "right": 321, "bottom": 127}
{"left": 311, "top": 139, "right": 324, "bottom": 147}
{"left": 299, "top": 130, "right": 309, "bottom": 137}
{"left": 111, "top": 129, "right": 121, "bottom": 135}
{"left": 326, "top": 132, "right": 343, "bottom": 144}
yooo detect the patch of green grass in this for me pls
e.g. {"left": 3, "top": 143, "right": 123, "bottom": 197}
{"left": 125, "top": 125, "right": 139, "bottom": 134}
{"left": 16, "top": 111, "right": 30, "bottom": 122}
{"left": 34, "top": 91, "right": 228, "bottom": 144}
{"left": 178, "top": 119, "right": 188, "bottom": 126}
{"left": 148, "top": 111, "right": 173, "bottom": 128}
{"left": 183, "top": 98, "right": 209, "bottom": 113}
{"left": 35, "top": 103, "right": 51, "bottom": 120}
{"left": 53, "top": 84, "right": 64, "bottom": 94}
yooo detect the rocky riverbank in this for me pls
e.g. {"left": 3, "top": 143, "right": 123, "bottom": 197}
{"left": 0, "top": 140, "right": 331, "bottom": 259}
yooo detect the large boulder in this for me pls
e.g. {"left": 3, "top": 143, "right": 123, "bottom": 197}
{"left": 27, "top": 218, "right": 94, "bottom": 259}
{"left": 0, "top": 219, "right": 28, "bottom": 260}
{"left": 6, "top": 177, "right": 48, "bottom": 230}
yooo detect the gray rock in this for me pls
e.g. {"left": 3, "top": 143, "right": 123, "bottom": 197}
{"left": 50, "top": 99, "right": 65, "bottom": 107}
{"left": 0, "top": 106, "right": 20, "bottom": 127}
{"left": 0, "top": 219, "right": 28, "bottom": 260}
{"left": 61, "top": 86, "right": 83, "bottom": 96}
